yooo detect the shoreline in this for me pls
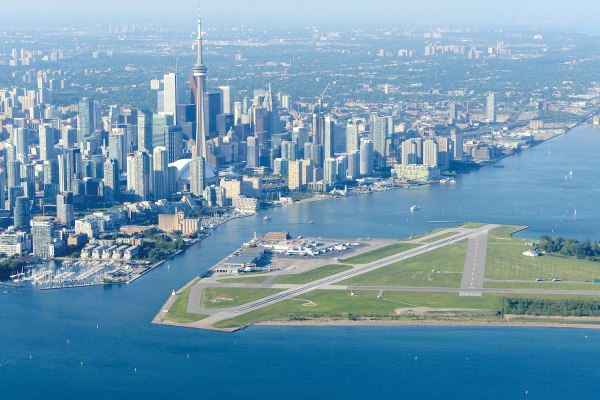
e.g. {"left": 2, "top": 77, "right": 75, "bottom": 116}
{"left": 253, "top": 319, "right": 600, "bottom": 330}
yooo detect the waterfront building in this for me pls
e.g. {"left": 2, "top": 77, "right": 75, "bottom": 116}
{"left": 394, "top": 164, "right": 440, "bottom": 182}
{"left": 451, "top": 129, "right": 463, "bottom": 161}
{"left": 423, "top": 139, "right": 439, "bottom": 168}
{"left": 158, "top": 212, "right": 200, "bottom": 236}
{"left": 324, "top": 158, "right": 338, "bottom": 184}
{"left": 370, "top": 114, "right": 388, "bottom": 160}
{"left": 437, "top": 137, "right": 453, "bottom": 171}
{"left": 347, "top": 151, "right": 360, "bottom": 180}
{"left": 31, "top": 217, "right": 55, "bottom": 259}
{"left": 359, "top": 140, "right": 373, "bottom": 176}
{"left": 401, "top": 139, "right": 419, "bottom": 165}
{"left": 288, "top": 160, "right": 303, "bottom": 190}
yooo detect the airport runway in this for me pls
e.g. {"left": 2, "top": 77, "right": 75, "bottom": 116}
{"left": 459, "top": 231, "right": 489, "bottom": 296}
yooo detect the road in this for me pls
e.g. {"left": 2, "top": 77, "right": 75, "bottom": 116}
{"left": 189, "top": 225, "right": 498, "bottom": 327}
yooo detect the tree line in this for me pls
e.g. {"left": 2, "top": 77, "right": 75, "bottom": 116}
{"left": 501, "top": 297, "right": 600, "bottom": 317}
{"left": 536, "top": 235, "right": 600, "bottom": 261}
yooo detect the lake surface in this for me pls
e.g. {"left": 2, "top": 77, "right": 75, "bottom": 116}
{"left": 2, "top": 125, "right": 600, "bottom": 399}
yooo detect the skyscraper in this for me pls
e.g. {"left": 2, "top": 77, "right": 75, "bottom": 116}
{"left": 163, "top": 73, "right": 179, "bottom": 121}
{"left": 166, "top": 125, "right": 183, "bottom": 163}
{"left": 324, "top": 116, "right": 335, "bottom": 159}
{"left": 31, "top": 218, "right": 54, "bottom": 259}
{"left": 77, "top": 97, "right": 94, "bottom": 142}
{"left": 423, "top": 139, "right": 439, "bottom": 168}
{"left": 127, "top": 151, "right": 152, "bottom": 201}
{"left": 103, "top": 158, "right": 119, "bottom": 202}
{"left": 218, "top": 85, "right": 234, "bottom": 115}
{"left": 39, "top": 124, "right": 56, "bottom": 161}
{"left": 359, "top": 140, "right": 374, "bottom": 176}
{"left": 14, "top": 128, "right": 28, "bottom": 161}
{"left": 437, "top": 137, "right": 453, "bottom": 171}
{"left": 486, "top": 93, "right": 496, "bottom": 123}
{"left": 56, "top": 192, "right": 74, "bottom": 227}
{"left": 401, "top": 139, "right": 419, "bottom": 165}
{"left": 137, "top": 109, "right": 153, "bottom": 152}
{"left": 153, "top": 146, "right": 169, "bottom": 200}
{"left": 246, "top": 136, "right": 260, "bottom": 168}
{"left": 451, "top": 129, "right": 463, "bottom": 161}
{"left": 14, "top": 196, "right": 30, "bottom": 230}
{"left": 370, "top": 114, "right": 388, "bottom": 159}
{"left": 346, "top": 123, "right": 360, "bottom": 153}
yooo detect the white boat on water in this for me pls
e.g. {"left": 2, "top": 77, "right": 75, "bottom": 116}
{"left": 264, "top": 216, "right": 271, "bottom": 221}
{"left": 410, "top": 205, "right": 420, "bottom": 212}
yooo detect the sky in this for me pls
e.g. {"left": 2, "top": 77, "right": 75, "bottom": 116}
{"left": 4, "top": 0, "right": 600, "bottom": 31}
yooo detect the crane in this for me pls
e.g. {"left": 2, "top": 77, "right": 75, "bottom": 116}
{"left": 315, "top": 82, "right": 331, "bottom": 109}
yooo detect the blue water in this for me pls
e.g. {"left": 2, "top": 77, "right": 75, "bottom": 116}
{"left": 2, "top": 126, "right": 600, "bottom": 399}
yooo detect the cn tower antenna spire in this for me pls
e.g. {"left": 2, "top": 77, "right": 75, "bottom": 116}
{"left": 197, "top": 2, "right": 203, "bottom": 66}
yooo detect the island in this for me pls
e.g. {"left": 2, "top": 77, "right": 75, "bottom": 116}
{"left": 154, "top": 223, "right": 600, "bottom": 331}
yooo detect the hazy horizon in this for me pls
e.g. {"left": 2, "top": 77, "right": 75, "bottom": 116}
{"left": 3, "top": 0, "right": 600, "bottom": 33}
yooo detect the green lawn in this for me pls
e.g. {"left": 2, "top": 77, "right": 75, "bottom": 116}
{"left": 485, "top": 281, "right": 600, "bottom": 291}
{"left": 485, "top": 237, "right": 600, "bottom": 282}
{"left": 461, "top": 222, "right": 487, "bottom": 229}
{"left": 213, "top": 288, "right": 600, "bottom": 329}
{"left": 339, "top": 241, "right": 468, "bottom": 288}
{"left": 420, "top": 231, "right": 461, "bottom": 243}
{"left": 342, "top": 243, "right": 419, "bottom": 264}
{"left": 273, "top": 264, "right": 352, "bottom": 284}
{"left": 201, "top": 287, "right": 283, "bottom": 309}
{"left": 165, "top": 284, "right": 208, "bottom": 323}
{"left": 217, "top": 275, "right": 270, "bottom": 284}
{"left": 213, "top": 289, "right": 502, "bottom": 328}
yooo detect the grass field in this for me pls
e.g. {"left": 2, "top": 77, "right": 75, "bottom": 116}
{"left": 342, "top": 243, "right": 419, "bottom": 264}
{"left": 213, "top": 290, "right": 502, "bottom": 328}
{"left": 165, "top": 284, "right": 208, "bottom": 323}
{"left": 273, "top": 264, "right": 352, "bottom": 284}
{"left": 339, "top": 241, "right": 468, "bottom": 287}
{"left": 485, "top": 226, "right": 600, "bottom": 282}
{"left": 213, "top": 289, "right": 600, "bottom": 328}
{"left": 201, "top": 287, "right": 283, "bottom": 309}
{"left": 217, "top": 275, "right": 270, "bottom": 284}
{"left": 484, "top": 281, "right": 600, "bottom": 291}
{"left": 420, "top": 231, "right": 461, "bottom": 243}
